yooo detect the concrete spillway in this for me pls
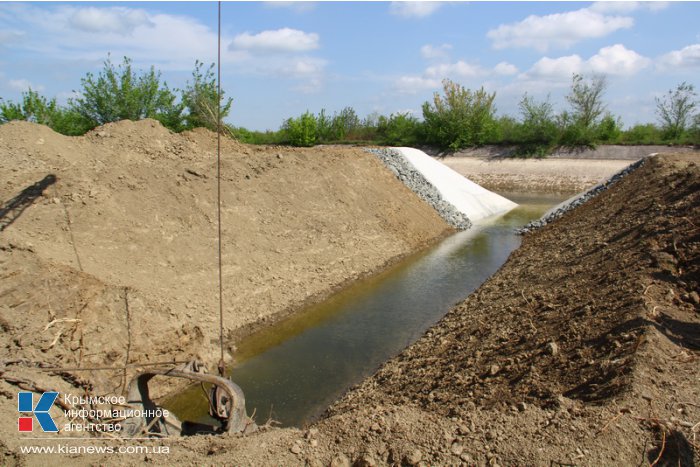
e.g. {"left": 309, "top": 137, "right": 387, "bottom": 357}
{"left": 393, "top": 147, "right": 518, "bottom": 224}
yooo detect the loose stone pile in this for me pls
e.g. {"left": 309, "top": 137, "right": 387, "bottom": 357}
{"left": 368, "top": 148, "right": 472, "bottom": 230}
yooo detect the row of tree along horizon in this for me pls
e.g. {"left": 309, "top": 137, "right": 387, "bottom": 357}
{"left": 1, "top": 56, "right": 697, "bottom": 157}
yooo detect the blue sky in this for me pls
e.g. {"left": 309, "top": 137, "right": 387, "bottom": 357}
{"left": 1, "top": 1, "right": 698, "bottom": 131}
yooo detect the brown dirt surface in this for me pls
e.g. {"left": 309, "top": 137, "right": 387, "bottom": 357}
{"left": 2, "top": 120, "right": 698, "bottom": 466}
{"left": 0, "top": 119, "right": 450, "bottom": 450}
{"left": 323, "top": 153, "right": 700, "bottom": 466}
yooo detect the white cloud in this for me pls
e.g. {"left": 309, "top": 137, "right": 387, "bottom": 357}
{"left": 658, "top": 43, "right": 700, "bottom": 70}
{"left": 230, "top": 28, "right": 320, "bottom": 53}
{"left": 390, "top": 2, "right": 443, "bottom": 19}
{"left": 0, "top": 4, "right": 225, "bottom": 70}
{"left": 487, "top": 7, "right": 634, "bottom": 52}
{"left": 396, "top": 59, "right": 517, "bottom": 94}
{"left": 588, "top": 44, "right": 651, "bottom": 74}
{"left": 521, "top": 44, "right": 649, "bottom": 81}
{"left": 274, "top": 57, "right": 327, "bottom": 77}
{"left": 525, "top": 55, "right": 585, "bottom": 80}
{"left": 263, "top": 2, "right": 317, "bottom": 13}
{"left": 395, "top": 76, "right": 441, "bottom": 94}
{"left": 0, "top": 4, "right": 327, "bottom": 93}
{"left": 8, "top": 78, "right": 44, "bottom": 92}
{"left": 494, "top": 61, "right": 518, "bottom": 75}
{"left": 425, "top": 61, "right": 485, "bottom": 79}
{"left": 590, "top": 1, "right": 669, "bottom": 13}
{"left": 0, "top": 29, "right": 24, "bottom": 47}
{"left": 420, "top": 43, "right": 452, "bottom": 60}
{"left": 68, "top": 7, "right": 154, "bottom": 35}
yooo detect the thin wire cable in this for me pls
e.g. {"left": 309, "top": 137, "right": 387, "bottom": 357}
{"left": 216, "top": 0, "right": 225, "bottom": 376}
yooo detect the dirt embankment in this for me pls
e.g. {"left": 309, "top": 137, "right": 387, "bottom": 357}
{"left": 1, "top": 121, "right": 698, "bottom": 466}
{"left": 0, "top": 120, "right": 450, "bottom": 446}
{"left": 320, "top": 153, "right": 699, "bottom": 466}
{"left": 92, "top": 152, "right": 696, "bottom": 467}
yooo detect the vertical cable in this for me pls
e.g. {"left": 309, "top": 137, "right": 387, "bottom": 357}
{"left": 216, "top": 0, "right": 225, "bottom": 376}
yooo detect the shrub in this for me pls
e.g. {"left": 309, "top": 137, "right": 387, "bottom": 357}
{"left": 689, "top": 114, "right": 700, "bottom": 146}
{"left": 181, "top": 60, "right": 232, "bottom": 132}
{"left": 514, "top": 93, "right": 558, "bottom": 156}
{"left": 493, "top": 116, "right": 519, "bottom": 145}
{"left": 70, "top": 56, "right": 182, "bottom": 129}
{"left": 620, "top": 123, "right": 662, "bottom": 145}
{"left": 315, "top": 109, "right": 333, "bottom": 142}
{"left": 0, "top": 89, "right": 92, "bottom": 135}
{"left": 596, "top": 113, "right": 623, "bottom": 143}
{"left": 422, "top": 79, "right": 497, "bottom": 150}
{"left": 655, "top": 82, "right": 697, "bottom": 142}
{"left": 229, "top": 125, "right": 284, "bottom": 145}
{"left": 283, "top": 111, "right": 317, "bottom": 147}
{"left": 376, "top": 112, "right": 422, "bottom": 146}
{"left": 566, "top": 73, "right": 607, "bottom": 130}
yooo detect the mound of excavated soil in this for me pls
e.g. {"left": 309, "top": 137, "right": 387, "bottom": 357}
{"left": 0, "top": 119, "right": 450, "bottom": 450}
{"left": 322, "top": 153, "right": 699, "bottom": 466}
{"left": 2, "top": 119, "right": 698, "bottom": 466}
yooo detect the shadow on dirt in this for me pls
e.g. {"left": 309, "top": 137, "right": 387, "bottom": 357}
{"left": 0, "top": 174, "right": 57, "bottom": 232}
{"left": 645, "top": 427, "right": 695, "bottom": 467}
{"left": 655, "top": 313, "right": 700, "bottom": 350}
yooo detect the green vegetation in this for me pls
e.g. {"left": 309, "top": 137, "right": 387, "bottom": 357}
{"left": 1, "top": 57, "right": 698, "bottom": 155}
{"left": 283, "top": 111, "right": 318, "bottom": 147}
{"left": 655, "top": 82, "right": 697, "bottom": 142}
{"left": 422, "top": 80, "right": 497, "bottom": 150}
{"left": 70, "top": 56, "right": 181, "bottom": 129}
{"left": 0, "top": 89, "right": 91, "bottom": 135}
{"left": 1, "top": 56, "right": 231, "bottom": 136}
{"left": 181, "top": 60, "right": 232, "bottom": 132}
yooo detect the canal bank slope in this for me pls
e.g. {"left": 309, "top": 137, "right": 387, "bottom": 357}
{"left": 435, "top": 144, "right": 696, "bottom": 193}
{"left": 0, "top": 120, "right": 451, "bottom": 445}
{"left": 319, "top": 153, "right": 699, "bottom": 466}
{"left": 78, "top": 152, "right": 697, "bottom": 467}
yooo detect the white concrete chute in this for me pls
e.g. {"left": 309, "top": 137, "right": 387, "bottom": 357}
{"left": 393, "top": 147, "right": 518, "bottom": 223}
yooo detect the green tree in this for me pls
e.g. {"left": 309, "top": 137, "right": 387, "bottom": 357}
{"left": 181, "top": 60, "right": 232, "bottom": 131}
{"left": 566, "top": 73, "right": 608, "bottom": 129}
{"left": 376, "top": 112, "right": 421, "bottom": 146}
{"left": 422, "top": 79, "right": 497, "bottom": 150}
{"left": 596, "top": 113, "right": 622, "bottom": 143}
{"left": 0, "top": 89, "right": 92, "bottom": 135}
{"left": 655, "top": 82, "right": 697, "bottom": 141}
{"left": 689, "top": 114, "right": 700, "bottom": 146}
{"left": 515, "top": 93, "right": 558, "bottom": 156}
{"left": 315, "top": 109, "right": 333, "bottom": 142}
{"left": 329, "top": 106, "right": 360, "bottom": 140}
{"left": 283, "top": 111, "right": 317, "bottom": 147}
{"left": 70, "top": 56, "right": 182, "bottom": 129}
{"left": 620, "top": 123, "right": 662, "bottom": 145}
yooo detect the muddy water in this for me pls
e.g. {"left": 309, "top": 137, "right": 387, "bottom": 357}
{"left": 165, "top": 193, "right": 569, "bottom": 428}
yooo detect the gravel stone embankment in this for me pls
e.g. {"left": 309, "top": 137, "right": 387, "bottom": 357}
{"left": 518, "top": 158, "right": 646, "bottom": 234}
{"left": 368, "top": 148, "right": 472, "bottom": 230}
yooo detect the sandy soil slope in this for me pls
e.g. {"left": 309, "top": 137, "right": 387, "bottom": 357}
{"left": 2, "top": 120, "right": 698, "bottom": 466}
{"left": 0, "top": 119, "right": 450, "bottom": 448}
{"left": 91, "top": 152, "right": 694, "bottom": 467}
{"left": 322, "top": 153, "right": 699, "bottom": 466}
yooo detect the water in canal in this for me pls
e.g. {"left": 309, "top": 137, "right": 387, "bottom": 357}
{"left": 165, "top": 192, "right": 569, "bottom": 428}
